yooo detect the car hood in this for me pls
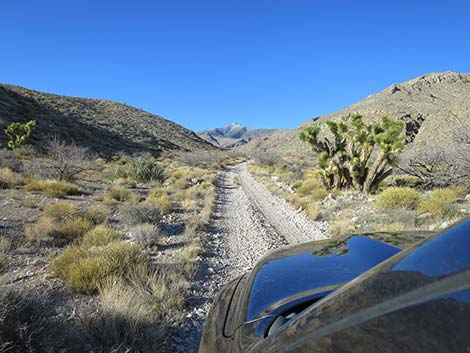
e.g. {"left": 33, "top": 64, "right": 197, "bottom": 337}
{"left": 245, "top": 236, "right": 402, "bottom": 322}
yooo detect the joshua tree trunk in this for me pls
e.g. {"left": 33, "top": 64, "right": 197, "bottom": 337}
{"left": 363, "top": 152, "right": 387, "bottom": 194}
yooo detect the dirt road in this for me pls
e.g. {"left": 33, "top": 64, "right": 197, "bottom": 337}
{"left": 171, "top": 164, "right": 328, "bottom": 352}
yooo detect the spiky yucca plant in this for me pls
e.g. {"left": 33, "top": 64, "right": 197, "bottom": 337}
{"left": 299, "top": 113, "right": 405, "bottom": 193}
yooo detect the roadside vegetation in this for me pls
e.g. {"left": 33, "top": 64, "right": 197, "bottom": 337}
{"left": 0, "top": 126, "right": 222, "bottom": 352}
{"left": 248, "top": 113, "right": 470, "bottom": 239}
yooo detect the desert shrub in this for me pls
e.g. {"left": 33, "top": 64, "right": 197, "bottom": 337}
{"left": 0, "top": 288, "right": 58, "bottom": 353}
{"left": 305, "top": 203, "right": 320, "bottom": 220}
{"left": 21, "top": 196, "right": 37, "bottom": 208}
{"left": 391, "top": 175, "right": 420, "bottom": 187}
{"left": 447, "top": 185, "right": 468, "bottom": 198}
{"left": 0, "top": 148, "right": 22, "bottom": 171}
{"left": 0, "top": 168, "right": 24, "bottom": 189}
{"left": 180, "top": 239, "right": 203, "bottom": 278}
{"left": 283, "top": 192, "right": 308, "bottom": 210}
{"left": 37, "top": 138, "right": 95, "bottom": 181}
{"left": 103, "top": 188, "right": 139, "bottom": 205}
{"left": 127, "top": 156, "right": 166, "bottom": 183}
{"left": 82, "top": 226, "right": 122, "bottom": 247}
{"left": 84, "top": 205, "right": 108, "bottom": 225}
{"left": 108, "top": 155, "right": 166, "bottom": 183}
{"left": 24, "top": 217, "right": 57, "bottom": 245}
{"left": 50, "top": 242, "right": 148, "bottom": 294}
{"left": 43, "top": 201, "right": 79, "bottom": 222}
{"left": 147, "top": 189, "right": 172, "bottom": 213}
{"left": 24, "top": 180, "right": 80, "bottom": 198}
{"left": 127, "top": 224, "right": 160, "bottom": 247}
{"left": 0, "top": 255, "right": 5, "bottom": 272}
{"left": 296, "top": 177, "right": 320, "bottom": 196}
{"left": 119, "top": 203, "right": 162, "bottom": 226}
{"left": 329, "top": 217, "right": 355, "bottom": 237}
{"left": 311, "top": 187, "right": 328, "bottom": 201}
{"left": 25, "top": 202, "right": 94, "bottom": 245}
{"left": 56, "top": 218, "right": 93, "bottom": 242}
{"left": 376, "top": 187, "right": 422, "bottom": 209}
{"left": 81, "top": 267, "right": 188, "bottom": 353}
{"left": 418, "top": 188, "right": 460, "bottom": 217}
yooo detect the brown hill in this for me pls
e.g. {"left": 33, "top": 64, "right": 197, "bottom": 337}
{"left": 0, "top": 84, "right": 215, "bottom": 156}
{"left": 238, "top": 71, "right": 470, "bottom": 161}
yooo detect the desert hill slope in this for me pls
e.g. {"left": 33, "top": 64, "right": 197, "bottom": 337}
{"left": 238, "top": 71, "right": 470, "bottom": 160}
{"left": 198, "top": 122, "right": 279, "bottom": 149}
{"left": 0, "top": 84, "right": 215, "bottom": 155}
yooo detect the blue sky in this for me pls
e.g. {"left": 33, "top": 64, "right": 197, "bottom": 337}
{"left": 1, "top": 1, "right": 469, "bottom": 131}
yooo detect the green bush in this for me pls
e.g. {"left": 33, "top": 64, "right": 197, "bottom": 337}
{"left": 376, "top": 187, "right": 422, "bottom": 209}
{"left": 82, "top": 226, "right": 122, "bottom": 247}
{"left": 418, "top": 188, "right": 460, "bottom": 217}
{"left": 119, "top": 203, "right": 162, "bottom": 226}
{"left": 4, "top": 120, "right": 36, "bottom": 149}
{"left": 108, "top": 155, "right": 166, "bottom": 183}
{"left": 50, "top": 242, "right": 148, "bottom": 294}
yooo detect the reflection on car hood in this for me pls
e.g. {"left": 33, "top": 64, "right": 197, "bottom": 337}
{"left": 247, "top": 236, "right": 401, "bottom": 320}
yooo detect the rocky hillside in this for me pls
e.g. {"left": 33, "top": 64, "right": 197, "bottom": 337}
{"left": 0, "top": 84, "right": 215, "bottom": 155}
{"left": 198, "top": 122, "right": 279, "bottom": 149}
{"left": 239, "top": 71, "right": 470, "bottom": 160}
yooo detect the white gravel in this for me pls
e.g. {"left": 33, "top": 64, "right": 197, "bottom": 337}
{"left": 171, "top": 163, "right": 329, "bottom": 353}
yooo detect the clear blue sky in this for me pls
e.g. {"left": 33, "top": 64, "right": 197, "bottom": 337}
{"left": 1, "top": 1, "right": 469, "bottom": 131}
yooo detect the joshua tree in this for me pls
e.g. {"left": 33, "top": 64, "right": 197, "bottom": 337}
{"left": 299, "top": 113, "right": 405, "bottom": 194}
{"left": 4, "top": 120, "right": 36, "bottom": 149}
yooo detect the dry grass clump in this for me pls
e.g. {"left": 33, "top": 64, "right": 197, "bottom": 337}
{"left": 391, "top": 175, "right": 420, "bottom": 187}
{"left": 283, "top": 192, "right": 308, "bottom": 210}
{"left": 50, "top": 242, "right": 148, "bottom": 294}
{"left": 103, "top": 188, "right": 139, "bottom": 205}
{"left": 82, "top": 267, "right": 189, "bottom": 353}
{"left": 119, "top": 203, "right": 162, "bottom": 226}
{"left": 180, "top": 238, "right": 203, "bottom": 278}
{"left": 25, "top": 202, "right": 105, "bottom": 246}
{"left": 43, "top": 201, "right": 79, "bottom": 222}
{"left": 82, "top": 226, "right": 122, "bottom": 247}
{"left": 305, "top": 203, "right": 321, "bottom": 220}
{"left": 0, "top": 288, "right": 58, "bottom": 353}
{"left": 56, "top": 218, "right": 93, "bottom": 241}
{"left": 0, "top": 238, "right": 8, "bottom": 272}
{"left": 84, "top": 205, "right": 109, "bottom": 225}
{"left": 147, "top": 189, "right": 172, "bottom": 213}
{"left": 418, "top": 187, "right": 461, "bottom": 218}
{"left": 24, "top": 180, "right": 80, "bottom": 198}
{"left": 21, "top": 196, "right": 37, "bottom": 208}
{"left": 329, "top": 217, "right": 355, "bottom": 237}
{"left": 376, "top": 187, "right": 422, "bottom": 210}
{"left": 0, "top": 167, "right": 24, "bottom": 189}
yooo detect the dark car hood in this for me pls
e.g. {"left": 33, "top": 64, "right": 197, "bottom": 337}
{"left": 245, "top": 236, "right": 401, "bottom": 322}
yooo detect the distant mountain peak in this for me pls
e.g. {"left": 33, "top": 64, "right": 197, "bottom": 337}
{"left": 198, "top": 123, "right": 278, "bottom": 149}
